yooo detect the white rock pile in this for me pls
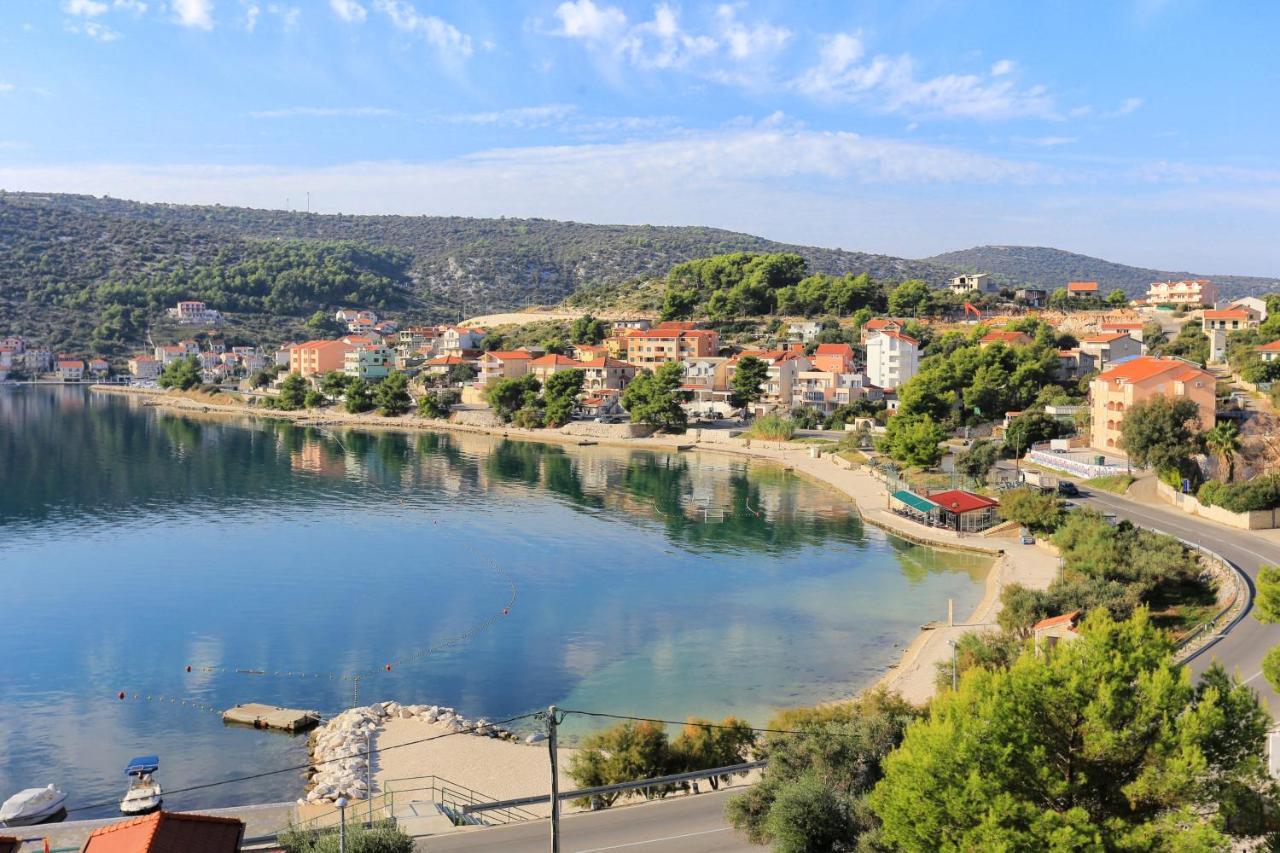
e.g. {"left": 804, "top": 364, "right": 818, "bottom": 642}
{"left": 302, "top": 700, "right": 519, "bottom": 804}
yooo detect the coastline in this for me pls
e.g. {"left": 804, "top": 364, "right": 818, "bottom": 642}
{"left": 90, "top": 383, "right": 1058, "bottom": 707}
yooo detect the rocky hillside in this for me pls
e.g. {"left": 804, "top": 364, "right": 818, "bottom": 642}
{"left": 927, "top": 245, "right": 1278, "bottom": 299}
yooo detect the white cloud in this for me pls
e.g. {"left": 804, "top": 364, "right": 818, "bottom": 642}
{"left": 1107, "top": 96, "right": 1143, "bottom": 117}
{"left": 715, "top": 4, "right": 791, "bottom": 61}
{"left": 990, "top": 58, "right": 1015, "bottom": 76}
{"left": 72, "top": 20, "right": 121, "bottom": 40}
{"left": 172, "top": 0, "right": 214, "bottom": 29}
{"left": 113, "top": 0, "right": 147, "bottom": 12}
{"left": 437, "top": 104, "right": 579, "bottom": 127}
{"left": 268, "top": 3, "right": 299, "bottom": 31}
{"left": 795, "top": 32, "right": 1059, "bottom": 120}
{"left": 243, "top": 2, "right": 259, "bottom": 31}
{"left": 330, "top": 0, "right": 366, "bottom": 23}
{"left": 1015, "top": 135, "right": 1078, "bottom": 147}
{"left": 0, "top": 83, "right": 16, "bottom": 93}
{"left": 554, "top": 0, "right": 626, "bottom": 40}
{"left": 64, "top": 0, "right": 108, "bottom": 16}
{"left": 373, "top": 0, "right": 471, "bottom": 57}
{"left": 248, "top": 106, "right": 399, "bottom": 118}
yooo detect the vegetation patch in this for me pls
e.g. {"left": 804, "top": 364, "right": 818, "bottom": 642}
{"left": 1083, "top": 474, "right": 1135, "bottom": 494}
{"left": 744, "top": 414, "right": 797, "bottom": 441}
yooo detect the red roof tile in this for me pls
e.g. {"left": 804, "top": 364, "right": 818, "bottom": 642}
{"left": 1096, "top": 355, "right": 1211, "bottom": 384}
{"left": 1081, "top": 332, "right": 1131, "bottom": 343}
{"left": 814, "top": 343, "right": 854, "bottom": 355}
{"left": 81, "top": 811, "right": 244, "bottom": 853}
{"left": 1258, "top": 340, "right": 1280, "bottom": 352}
{"left": 1067, "top": 281, "right": 1099, "bottom": 292}
{"left": 1203, "top": 309, "right": 1251, "bottom": 320}
{"left": 926, "top": 489, "right": 998, "bottom": 513}
{"left": 484, "top": 350, "right": 534, "bottom": 360}
{"left": 529, "top": 354, "right": 580, "bottom": 367}
{"left": 1033, "top": 610, "right": 1081, "bottom": 631}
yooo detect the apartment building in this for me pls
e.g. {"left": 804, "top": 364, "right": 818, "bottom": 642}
{"left": 1089, "top": 356, "right": 1215, "bottom": 454}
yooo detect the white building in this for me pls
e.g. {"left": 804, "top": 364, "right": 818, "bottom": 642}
{"left": 948, "top": 273, "right": 999, "bottom": 295}
{"left": 865, "top": 329, "right": 919, "bottom": 390}
{"left": 167, "top": 300, "right": 222, "bottom": 326}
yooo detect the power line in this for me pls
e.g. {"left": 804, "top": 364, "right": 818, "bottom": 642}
{"left": 62, "top": 712, "right": 538, "bottom": 816}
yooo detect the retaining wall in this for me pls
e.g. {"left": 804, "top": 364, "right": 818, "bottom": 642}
{"left": 1155, "top": 480, "right": 1279, "bottom": 530}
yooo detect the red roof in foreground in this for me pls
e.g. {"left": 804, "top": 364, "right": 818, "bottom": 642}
{"left": 1033, "top": 610, "right": 1082, "bottom": 631}
{"left": 926, "top": 489, "right": 998, "bottom": 513}
{"left": 82, "top": 811, "right": 244, "bottom": 853}
{"left": 1258, "top": 340, "right": 1280, "bottom": 352}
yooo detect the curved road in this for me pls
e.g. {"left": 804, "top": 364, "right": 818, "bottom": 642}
{"left": 1077, "top": 483, "right": 1280, "bottom": 715}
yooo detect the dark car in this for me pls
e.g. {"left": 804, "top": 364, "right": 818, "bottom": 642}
{"left": 1057, "top": 481, "right": 1079, "bottom": 497}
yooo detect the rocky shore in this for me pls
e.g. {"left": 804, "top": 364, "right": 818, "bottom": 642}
{"left": 303, "top": 700, "right": 523, "bottom": 804}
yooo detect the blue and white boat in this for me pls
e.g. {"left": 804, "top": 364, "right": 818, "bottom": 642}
{"left": 119, "top": 756, "right": 162, "bottom": 815}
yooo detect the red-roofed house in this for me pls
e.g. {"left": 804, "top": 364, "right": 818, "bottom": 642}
{"left": 80, "top": 810, "right": 244, "bottom": 853}
{"left": 926, "top": 489, "right": 1000, "bottom": 533}
{"left": 57, "top": 359, "right": 85, "bottom": 381}
{"left": 1078, "top": 332, "right": 1144, "bottom": 370}
{"left": 88, "top": 358, "right": 110, "bottom": 378}
{"left": 528, "top": 353, "right": 582, "bottom": 384}
{"left": 1066, "top": 281, "right": 1099, "bottom": 296}
{"left": 289, "top": 339, "right": 356, "bottom": 378}
{"left": 128, "top": 355, "right": 160, "bottom": 380}
{"left": 1258, "top": 340, "right": 1280, "bottom": 363}
{"left": 1033, "top": 610, "right": 1082, "bottom": 653}
{"left": 1202, "top": 306, "right": 1262, "bottom": 363}
{"left": 1089, "top": 356, "right": 1215, "bottom": 453}
{"left": 812, "top": 342, "right": 856, "bottom": 374}
{"left": 1100, "top": 320, "right": 1146, "bottom": 342}
{"left": 478, "top": 350, "right": 534, "bottom": 385}
{"left": 624, "top": 328, "right": 719, "bottom": 366}
{"left": 979, "top": 330, "right": 1033, "bottom": 348}
{"left": 579, "top": 356, "right": 638, "bottom": 392}
{"left": 859, "top": 317, "right": 906, "bottom": 344}
{"left": 573, "top": 344, "right": 610, "bottom": 362}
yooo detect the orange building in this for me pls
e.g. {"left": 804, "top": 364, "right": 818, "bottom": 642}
{"left": 1089, "top": 356, "right": 1215, "bottom": 454}
{"left": 811, "top": 342, "right": 856, "bottom": 374}
{"left": 288, "top": 339, "right": 355, "bottom": 377}
{"left": 624, "top": 328, "right": 719, "bottom": 366}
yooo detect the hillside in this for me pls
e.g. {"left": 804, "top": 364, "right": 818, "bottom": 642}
{"left": 927, "top": 245, "right": 1279, "bottom": 299}
{"left": 0, "top": 191, "right": 955, "bottom": 354}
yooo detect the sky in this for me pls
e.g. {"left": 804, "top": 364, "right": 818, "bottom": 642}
{"left": 0, "top": 0, "right": 1277, "bottom": 275}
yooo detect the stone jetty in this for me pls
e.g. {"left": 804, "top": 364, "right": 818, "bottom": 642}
{"left": 303, "top": 700, "right": 518, "bottom": 804}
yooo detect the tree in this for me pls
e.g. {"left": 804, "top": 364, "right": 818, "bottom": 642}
{"left": 661, "top": 286, "right": 699, "bottom": 321}
{"left": 1264, "top": 644, "right": 1280, "bottom": 693}
{"left": 1119, "top": 395, "right": 1203, "bottom": 471}
{"left": 319, "top": 370, "right": 351, "bottom": 400}
{"left": 669, "top": 718, "right": 756, "bottom": 790}
{"left": 445, "top": 361, "right": 477, "bottom": 385}
{"left": 1002, "top": 411, "right": 1064, "bottom": 457}
{"left": 1106, "top": 288, "right": 1130, "bottom": 307}
{"left": 621, "top": 361, "right": 690, "bottom": 432}
{"left": 304, "top": 310, "right": 345, "bottom": 337}
{"left": 953, "top": 439, "right": 998, "bottom": 485}
{"left": 1254, "top": 565, "right": 1280, "bottom": 624}
{"left": 279, "top": 820, "right": 413, "bottom": 853}
{"left": 887, "top": 279, "right": 933, "bottom": 317}
{"left": 303, "top": 389, "right": 326, "bottom": 409}
{"left": 157, "top": 355, "right": 202, "bottom": 391}
{"left": 567, "top": 721, "right": 673, "bottom": 807}
{"left": 417, "top": 388, "right": 458, "bottom": 419}
{"left": 730, "top": 355, "right": 770, "bottom": 411}
{"left": 278, "top": 372, "right": 307, "bottom": 410}
{"left": 877, "top": 414, "right": 946, "bottom": 468}
{"left": 1204, "top": 421, "right": 1242, "bottom": 482}
{"left": 373, "top": 371, "right": 412, "bottom": 416}
{"left": 871, "top": 610, "right": 1276, "bottom": 850}
{"left": 543, "top": 368, "right": 586, "bottom": 427}
{"left": 343, "top": 378, "right": 374, "bottom": 413}
{"left": 997, "top": 487, "right": 1063, "bottom": 533}
{"left": 486, "top": 375, "right": 541, "bottom": 422}
{"left": 570, "top": 314, "right": 609, "bottom": 345}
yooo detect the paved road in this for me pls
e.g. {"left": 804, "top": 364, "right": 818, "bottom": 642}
{"left": 417, "top": 788, "right": 752, "bottom": 852}
{"left": 1076, "top": 485, "right": 1280, "bottom": 715}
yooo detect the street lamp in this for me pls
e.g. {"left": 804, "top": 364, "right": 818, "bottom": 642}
{"left": 948, "top": 639, "right": 958, "bottom": 692}
{"left": 336, "top": 797, "right": 348, "bottom": 853}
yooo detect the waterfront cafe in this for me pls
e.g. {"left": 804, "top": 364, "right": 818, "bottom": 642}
{"left": 890, "top": 490, "right": 942, "bottom": 526}
{"left": 927, "top": 489, "right": 1001, "bottom": 533}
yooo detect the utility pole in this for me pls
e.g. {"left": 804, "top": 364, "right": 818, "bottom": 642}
{"left": 544, "top": 705, "right": 562, "bottom": 853}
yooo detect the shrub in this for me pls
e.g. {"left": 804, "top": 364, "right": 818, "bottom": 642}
{"left": 278, "top": 821, "right": 413, "bottom": 853}
{"left": 745, "top": 414, "right": 796, "bottom": 441}
{"left": 997, "top": 487, "right": 1063, "bottom": 533}
{"left": 1197, "top": 474, "right": 1280, "bottom": 513}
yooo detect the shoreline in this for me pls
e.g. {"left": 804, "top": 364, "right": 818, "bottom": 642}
{"left": 89, "top": 384, "right": 1055, "bottom": 706}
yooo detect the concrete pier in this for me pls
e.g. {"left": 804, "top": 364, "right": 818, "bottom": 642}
{"left": 222, "top": 703, "right": 320, "bottom": 733}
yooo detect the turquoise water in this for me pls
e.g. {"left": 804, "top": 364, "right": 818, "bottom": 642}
{"left": 0, "top": 387, "right": 987, "bottom": 816}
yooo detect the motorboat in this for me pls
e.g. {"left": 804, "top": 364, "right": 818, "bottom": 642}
{"left": 0, "top": 785, "right": 68, "bottom": 827}
{"left": 119, "top": 755, "right": 163, "bottom": 816}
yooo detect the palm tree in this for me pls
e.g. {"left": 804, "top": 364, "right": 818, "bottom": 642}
{"left": 1204, "top": 421, "right": 1243, "bottom": 482}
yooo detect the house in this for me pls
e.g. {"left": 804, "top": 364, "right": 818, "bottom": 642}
{"left": 811, "top": 342, "right": 856, "bottom": 374}
{"left": 208, "top": 338, "right": 226, "bottom": 354}
{"left": 1033, "top": 611, "right": 1082, "bottom": 654}
{"left": 1, "top": 336, "right": 24, "bottom": 353}
{"left": 1146, "top": 279, "right": 1218, "bottom": 307}
{"left": 153, "top": 345, "right": 185, "bottom": 365}
{"left": 1055, "top": 349, "right": 1095, "bottom": 381}
{"left": 579, "top": 356, "right": 637, "bottom": 392}
{"left": 424, "top": 354, "right": 474, "bottom": 376}
{"left": 948, "top": 273, "right": 998, "bottom": 295}
{"left": 979, "top": 330, "right": 1033, "bottom": 348}
{"left": 612, "top": 319, "right": 651, "bottom": 332}
{"left": 399, "top": 326, "right": 439, "bottom": 351}
{"left": 624, "top": 327, "right": 720, "bottom": 366}
{"left": 57, "top": 359, "right": 85, "bottom": 381}
{"left": 438, "top": 326, "right": 486, "bottom": 354}
{"left": 865, "top": 329, "right": 919, "bottom": 390}
{"left": 860, "top": 317, "right": 907, "bottom": 344}
{"left": 579, "top": 391, "right": 628, "bottom": 420}
{"left": 289, "top": 339, "right": 356, "bottom": 378}
{"left": 1258, "top": 340, "right": 1280, "bottom": 363}
{"left": 1079, "top": 332, "right": 1145, "bottom": 370}
{"left": 792, "top": 370, "right": 874, "bottom": 413}
{"left": 128, "top": 355, "right": 160, "bottom": 380}
{"left": 727, "top": 349, "right": 811, "bottom": 413}
{"left": 1100, "top": 320, "right": 1146, "bottom": 341}
{"left": 24, "top": 348, "right": 52, "bottom": 373}
{"left": 274, "top": 344, "right": 296, "bottom": 367}
{"left": 1203, "top": 306, "right": 1262, "bottom": 363}
{"left": 343, "top": 343, "right": 394, "bottom": 380}
{"left": 373, "top": 320, "right": 399, "bottom": 337}
{"left": 198, "top": 352, "right": 220, "bottom": 369}
{"left": 1066, "top": 281, "right": 1099, "bottom": 298}
{"left": 926, "top": 489, "right": 1001, "bottom": 533}
{"left": 88, "top": 358, "right": 110, "bottom": 377}
{"left": 1015, "top": 288, "right": 1048, "bottom": 307}
{"left": 573, "top": 344, "right": 610, "bottom": 362}
{"left": 1089, "top": 356, "right": 1216, "bottom": 454}
{"left": 528, "top": 353, "right": 582, "bottom": 385}
{"left": 1228, "top": 296, "right": 1268, "bottom": 321}
{"left": 80, "top": 810, "right": 245, "bottom": 853}
{"left": 787, "top": 321, "right": 823, "bottom": 342}
{"left": 167, "top": 300, "right": 222, "bottom": 326}
{"left": 478, "top": 350, "right": 534, "bottom": 385}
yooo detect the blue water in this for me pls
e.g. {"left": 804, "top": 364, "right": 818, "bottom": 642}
{"left": 0, "top": 387, "right": 987, "bottom": 816}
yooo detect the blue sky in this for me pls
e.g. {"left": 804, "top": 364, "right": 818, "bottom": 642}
{"left": 1, "top": 0, "right": 1277, "bottom": 275}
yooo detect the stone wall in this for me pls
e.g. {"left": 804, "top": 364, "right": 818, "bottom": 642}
{"left": 449, "top": 408, "right": 504, "bottom": 428}
{"left": 557, "top": 421, "right": 656, "bottom": 439}
{"left": 1155, "top": 480, "right": 1279, "bottom": 530}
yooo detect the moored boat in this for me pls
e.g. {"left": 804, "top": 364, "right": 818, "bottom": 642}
{"left": 119, "top": 755, "right": 163, "bottom": 816}
{"left": 0, "top": 785, "right": 68, "bottom": 827}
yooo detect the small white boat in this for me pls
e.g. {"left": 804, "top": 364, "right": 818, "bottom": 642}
{"left": 120, "top": 755, "right": 162, "bottom": 816}
{"left": 0, "top": 784, "right": 68, "bottom": 827}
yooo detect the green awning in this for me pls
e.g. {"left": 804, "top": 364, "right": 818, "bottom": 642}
{"left": 892, "top": 490, "right": 939, "bottom": 514}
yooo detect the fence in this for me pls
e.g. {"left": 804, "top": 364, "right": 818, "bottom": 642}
{"left": 1026, "top": 445, "right": 1127, "bottom": 479}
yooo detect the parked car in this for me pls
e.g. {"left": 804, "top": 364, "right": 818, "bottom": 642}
{"left": 1019, "top": 528, "right": 1035, "bottom": 545}
{"left": 1057, "top": 481, "right": 1079, "bottom": 497}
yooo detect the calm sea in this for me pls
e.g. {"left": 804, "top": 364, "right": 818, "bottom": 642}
{"left": 0, "top": 386, "right": 987, "bottom": 817}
